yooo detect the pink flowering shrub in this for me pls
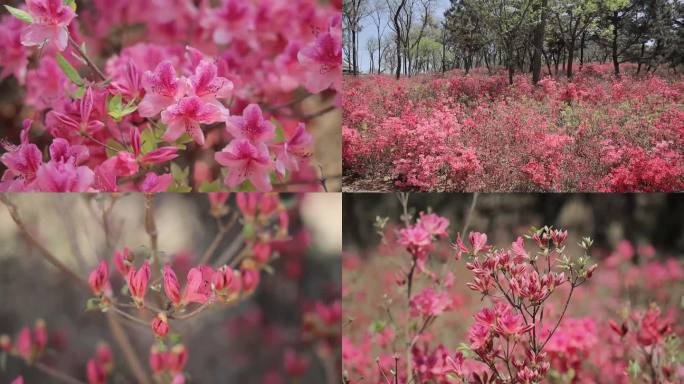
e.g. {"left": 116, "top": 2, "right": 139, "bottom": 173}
{"left": 0, "top": 0, "right": 341, "bottom": 192}
{"left": 342, "top": 65, "right": 684, "bottom": 192}
{"left": 342, "top": 195, "right": 684, "bottom": 383}
{"left": 0, "top": 193, "right": 341, "bottom": 383}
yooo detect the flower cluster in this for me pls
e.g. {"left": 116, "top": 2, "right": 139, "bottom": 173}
{"left": 342, "top": 65, "right": 684, "bottom": 191}
{"left": 0, "top": 319, "right": 48, "bottom": 364}
{"left": 1, "top": 0, "right": 341, "bottom": 192}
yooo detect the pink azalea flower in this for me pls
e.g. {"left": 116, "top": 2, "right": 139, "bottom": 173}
{"left": 25, "top": 56, "right": 69, "bottom": 111}
{"left": 161, "top": 96, "right": 224, "bottom": 145}
{"left": 45, "top": 87, "right": 105, "bottom": 137}
{"left": 182, "top": 267, "right": 212, "bottom": 304}
{"left": 35, "top": 158, "right": 94, "bottom": 192}
{"left": 0, "top": 16, "right": 29, "bottom": 84}
{"left": 212, "top": 265, "right": 242, "bottom": 297}
{"left": 273, "top": 123, "right": 312, "bottom": 175}
{"left": 416, "top": 212, "right": 450, "bottom": 238}
{"left": 11, "top": 376, "right": 23, "bottom": 384}
{"left": 410, "top": 288, "right": 453, "bottom": 318}
{"left": 21, "top": 0, "right": 76, "bottom": 51}
{"left": 297, "top": 15, "right": 342, "bottom": 93}
{"left": 1, "top": 119, "right": 42, "bottom": 191}
{"left": 138, "top": 61, "right": 184, "bottom": 118}
{"left": 187, "top": 59, "right": 232, "bottom": 103}
{"left": 225, "top": 104, "right": 275, "bottom": 144}
{"left": 215, "top": 139, "right": 273, "bottom": 191}
{"left": 141, "top": 146, "right": 179, "bottom": 164}
{"left": 139, "top": 172, "right": 172, "bottom": 192}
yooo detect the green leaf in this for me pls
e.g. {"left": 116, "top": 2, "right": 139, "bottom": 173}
{"left": 175, "top": 133, "right": 194, "bottom": 145}
{"left": 141, "top": 127, "right": 159, "bottom": 154}
{"left": 369, "top": 320, "right": 387, "bottom": 333}
{"left": 105, "top": 139, "right": 127, "bottom": 158}
{"left": 108, "top": 94, "right": 123, "bottom": 114}
{"left": 63, "top": 0, "right": 77, "bottom": 11}
{"left": 71, "top": 85, "right": 85, "bottom": 99}
{"left": 56, "top": 53, "right": 84, "bottom": 86}
{"left": 168, "top": 333, "right": 182, "bottom": 345}
{"left": 4, "top": 5, "right": 33, "bottom": 24}
{"left": 85, "top": 298, "right": 100, "bottom": 311}
{"left": 198, "top": 179, "right": 221, "bottom": 192}
{"left": 168, "top": 163, "right": 192, "bottom": 192}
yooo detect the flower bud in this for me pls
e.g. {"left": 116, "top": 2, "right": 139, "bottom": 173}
{"left": 86, "top": 359, "right": 105, "bottom": 384}
{"left": 168, "top": 344, "right": 188, "bottom": 373}
{"left": 113, "top": 247, "right": 134, "bottom": 277}
{"left": 241, "top": 263, "right": 260, "bottom": 292}
{"left": 252, "top": 242, "right": 272, "bottom": 264}
{"left": 33, "top": 319, "right": 47, "bottom": 352}
{"left": 127, "top": 261, "right": 151, "bottom": 308}
{"left": 212, "top": 265, "right": 241, "bottom": 300}
{"left": 163, "top": 265, "right": 182, "bottom": 306}
{"left": 152, "top": 313, "right": 169, "bottom": 339}
{"left": 131, "top": 126, "right": 141, "bottom": 157}
{"left": 149, "top": 346, "right": 166, "bottom": 374}
{"left": 88, "top": 260, "right": 109, "bottom": 296}
{"left": 95, "top": 342, "right": 114, "bottom": 374}
{"left": 0, "top": 334, "right": 12, "bottom": 351}
{"left": 16, "top": 326, "right": 32, "bottom": 361}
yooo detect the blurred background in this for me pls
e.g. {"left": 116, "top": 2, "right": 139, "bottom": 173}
{"left": 343, "top": 193, "right": 684, "bottom": 256}
{"left": 0, "top": 193, "right": 341, "bottom": 383}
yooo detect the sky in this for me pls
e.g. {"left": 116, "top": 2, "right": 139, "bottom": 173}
{"left": 356, "top": 0, "right": 451, "bottom": 73}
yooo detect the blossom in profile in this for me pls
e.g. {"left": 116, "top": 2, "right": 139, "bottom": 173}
{"left": 20, "top": 0, "right": 76, "bottom": 51}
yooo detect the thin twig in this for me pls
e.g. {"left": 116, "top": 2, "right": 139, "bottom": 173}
{"left": 198, "top": 214, "right": 237, "bottom": 265}
{"left": 33, "top": 361, "right": 86, "bottom": 384}
{"left": 68, "top": 36, "right": 106, "bottom": 81}
{"left": 0, "top": 194, "right": 88, "bottom": 288}
{"left": 105, "top": 313, "right": 151, "bottom": 384}
{"left": 460, "top": 193, "right": 479, "bottom": 239}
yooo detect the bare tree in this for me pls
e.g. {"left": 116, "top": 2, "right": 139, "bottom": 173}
{"left": 343, "top": 0, "right": 370, "bottom": 75}
{"left": 370, "top": 0, "right": 389, "bottom": 74}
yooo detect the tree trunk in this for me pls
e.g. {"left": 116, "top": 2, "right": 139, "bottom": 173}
{"left": 612, "top": 11, "right": 620, "bottom": 77}
{"left": 394, "top": 0, "right": 407, "bottom": 79}
{"left": 580, "top": 30, "right": 586, "bottom": 67}
{"left": 566, "top": 39, "right": 575, "bottom": 79}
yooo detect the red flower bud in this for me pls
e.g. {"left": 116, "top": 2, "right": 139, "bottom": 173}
{"left": 163, "top": 265, "right": 182, "bottom": 306}
{"left": 113, "top": 247, "right": 133, "bottom": 277}
{"left": 252, "top": 242, "right": 272, "bottom": 264}
{"left": 127, "top": 261, "right": 151, "bottom": 307}
{"left": 86, "top": 359, "right": 105, "bottom": 384}
{"left": 241, "top": 266, "right": 260, "bottom": 292}
{"left": 33, "top": 319, "right": 47, "bottom": 352}
{"left": 0, "top": 334, "right": 12, "bottom": 351}
{"left": 167, "top": 344, "right": 188, "bottom": 373}
{"left": 95, "top": 342, "right": 114, "bottom": 374}
{"left": 149, "top": 346, "right": 166, "bottom": 374}
{"left": 152, "top": 313, "right": 169, "bottom": 339}
{"left": 88, "top": 260, "right": 109, "bottom": 296}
